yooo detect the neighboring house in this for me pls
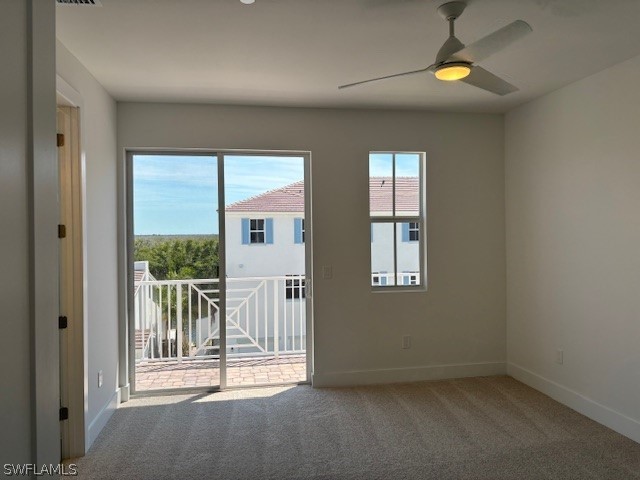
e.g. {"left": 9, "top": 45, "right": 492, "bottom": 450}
{"left": 226, "top": 181, "right": 306, "bottom": 278}
{"left": 370, "top": 176, "right": 421, "bottom": 285}
{"left": 225, "top": 177, "right": 420, "bottom": 284}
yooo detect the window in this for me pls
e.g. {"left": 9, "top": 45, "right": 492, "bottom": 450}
{"left": 369, "top": 152, "right": 424, "bottom": 288}
{"left": 250, "top": 219, "right": 265, "bottom": 244}
{"left": 294, "top": 218, "right": 305, "bottom": 244}
{"left": 408, "top": 222, "right": 419, "bottom": 242}
{"left": 241, "top": 218, "right": 274, "bottom": 245}
{"left": 285, "top": 275, "right": 306, "bottom": 299}
{"left": 372, "top": 272, "right": 388, "bottom": 286}
{"left": 400, "top": 272, "right": 419, "bottom": 285}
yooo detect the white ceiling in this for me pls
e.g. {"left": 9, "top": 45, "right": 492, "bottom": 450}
{"left": 56, "top": 0, "right": 640, "bottom": 113}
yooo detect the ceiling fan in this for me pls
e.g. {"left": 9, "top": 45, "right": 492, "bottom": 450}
{"left": 338, "top": 1, "right": 532, "bottom": 96}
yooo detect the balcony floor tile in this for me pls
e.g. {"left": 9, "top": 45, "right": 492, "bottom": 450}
{"left": 135, "top": 355, "right": 306, "bottom": 391}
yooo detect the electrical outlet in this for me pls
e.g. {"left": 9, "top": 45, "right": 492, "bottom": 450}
{"left": 402, "top": 335, "right": 411, "bottom": 349}
{"left": 556, "top": 350, "right": 563, "bottom": 365}
{"left": 98, "top": 370, "right": 103, "bottom": 388}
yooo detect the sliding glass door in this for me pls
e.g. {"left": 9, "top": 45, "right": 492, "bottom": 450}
{"left": 128, "top": 151, "right": 311, "bottom": 392}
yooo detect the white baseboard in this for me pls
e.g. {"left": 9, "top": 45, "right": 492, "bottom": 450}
{"left": 118, "top": 383, "right": 130, "bottom": 403}
{"left": 86, "top": 389, "right": 118, "bottom": 450}
{"left": 312, "top": 361, "right": 506, "bottom": 388}
{"left": 508, "top": 362, "right": 640, "bottom": 444}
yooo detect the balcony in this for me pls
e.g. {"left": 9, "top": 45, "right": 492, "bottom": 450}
{"left": 134, "top": 275, "right": 307, "bottom": 390}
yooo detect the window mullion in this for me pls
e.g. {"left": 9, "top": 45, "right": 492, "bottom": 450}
{"left": 392, "top": 154, "right": 398, "bottom": 285}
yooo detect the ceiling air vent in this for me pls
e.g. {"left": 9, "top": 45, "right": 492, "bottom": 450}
{"left": 56, "top": 0, "right": 103, "bottom": 6}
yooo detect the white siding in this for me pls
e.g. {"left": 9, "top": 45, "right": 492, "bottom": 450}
{"left": 370, "top": 223, "right": 420, "bottom": 279}
{"left": 226, "top": 213, "right": 305, "bottom": 277}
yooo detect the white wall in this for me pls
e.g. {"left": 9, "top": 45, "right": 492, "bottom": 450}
{"left": 118, "top": 103, "right": 506, "bottom": 386}
{"left": 226, "top": 214, "right": 305, "bottom": 277}
{"left": 56, "top": 41, "right": 119, "bottom": 449}
{"left": 0, "top": 0, "right": 59, "bottom": 466}
{"left": 506, "top": 54, "right": 640, "bottom": 442}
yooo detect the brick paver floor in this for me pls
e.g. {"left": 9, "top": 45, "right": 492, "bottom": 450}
{"left": 135, "top": 355, "right": 306, "bottom": 391}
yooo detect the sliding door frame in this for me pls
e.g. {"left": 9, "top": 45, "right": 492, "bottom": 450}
{"left": 124, "top": 148, "right": 312, "bottom": 394}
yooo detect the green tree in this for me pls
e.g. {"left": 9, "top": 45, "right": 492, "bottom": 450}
{"left": 134, "top": 237, "right": 220, "bottom": 356}
{"left": 134, "top": 237, "right": 219, "bottom": 280}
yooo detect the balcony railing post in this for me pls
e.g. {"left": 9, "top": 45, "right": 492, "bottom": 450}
{"left": 273, "top": 279, "right": 279, "bottom": 358}
{"left": 177, "top": 283, "right": 183, "bottom": 363}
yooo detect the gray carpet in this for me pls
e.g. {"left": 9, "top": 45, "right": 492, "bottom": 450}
{"left": 73, "top": 376, "right": 640, "bottom": 479}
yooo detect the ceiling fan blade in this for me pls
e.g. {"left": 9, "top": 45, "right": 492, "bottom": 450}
{"left": 338, "top": 65, "right": 435, "bottom": 90}
{"left": 451, "top": 20, "right": 532, "bottom": 64}
{"left": 460, "top": 66, "right": 519, "bottom": 96}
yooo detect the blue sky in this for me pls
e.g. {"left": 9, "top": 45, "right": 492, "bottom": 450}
{"left": 369, "top": 153, "right": 420, "bottom": 178}
{"left": 133, "top": 155, "right": 304, "bottom": 235}
{"left": 133, "top": 153, "right": 420, "bottom": 235}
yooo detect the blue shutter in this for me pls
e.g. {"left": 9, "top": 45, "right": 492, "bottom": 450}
{"left": 380, "top": 271, "right": 387, "bottom": 286}
{"left": 294, "top": 218, "right": 303, "bottom": 244}
{"left": 402, "top": 222, "right": 410, "bottom": 242}
{"left": 402, "top": 273, "right": 409, "bottom": 285}
{"left": 241, "top": 218, "right": 250, "bottom": 245}
{"left": 265, "top": 218, "right": 274, "bottom": 244}
{"left": 370, "top": 223, "right": 373, "bottom": 242}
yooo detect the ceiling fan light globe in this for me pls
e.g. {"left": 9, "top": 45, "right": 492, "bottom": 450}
{"left": 435, "top": 64, "right": 471, "bottom": 81}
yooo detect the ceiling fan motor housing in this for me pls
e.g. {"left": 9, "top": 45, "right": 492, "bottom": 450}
{"left": 437, "top": 1, "right": 467, "bottom": 21}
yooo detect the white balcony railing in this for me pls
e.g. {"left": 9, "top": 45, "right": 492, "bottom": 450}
{"left": 133, "top": 276, "right": 306, "bottom": 363}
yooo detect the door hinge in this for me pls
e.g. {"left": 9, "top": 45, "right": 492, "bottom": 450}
{"left": 57, "top": 133, "right": 65, "bottom": 147}
{"left": 59, "top": 407, "right": 69, "bottom": 421}
{"left": 59, "top": 316, "right": 68, "bottom": 329}
{"left": 58, "top": 224, "right": 66, "bottom": 239}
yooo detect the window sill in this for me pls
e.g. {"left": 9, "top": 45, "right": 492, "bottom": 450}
{"left": 371, "top": 285, "right": 427, "bottom": 294}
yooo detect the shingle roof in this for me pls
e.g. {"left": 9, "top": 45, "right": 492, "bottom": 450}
{"left": 226, "top": 181, "right": 305, "bottom": 213}
{"left": 369, "top": 177, "right": 419, "bottom": 213}
{"left": 225, "top": 177, "right": 419, "bottom": 213}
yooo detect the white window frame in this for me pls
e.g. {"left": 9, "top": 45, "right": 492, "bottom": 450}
{"left": 370, "top": 151, "right": 426, "bottom": 291}
{"left": 249, "top": 218, "right": 265, "bottom": 244}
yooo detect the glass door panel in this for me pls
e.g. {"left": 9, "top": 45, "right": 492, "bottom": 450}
{"left": 223, "top": 154, "right": 308, "bottom": 387}
{"left": 131, "top": 154, "right": 221, "bottom": 392}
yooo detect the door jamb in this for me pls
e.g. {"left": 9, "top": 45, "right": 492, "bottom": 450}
{"left": 56, "top": 75, "right": 88, "bottom": 458}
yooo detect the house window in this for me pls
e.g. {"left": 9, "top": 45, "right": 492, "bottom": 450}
{"left": 286, "top": 276, "right": 306, "bottom": 299}
{"left": 408, "top": 222, "right": 419, "bottom": 242}
{"left": 241, "top": 218, "right": 274, "bottom": 245}
{"left": 369, "top": 152, "right": 425, "bottom": 288}
{"left": 250, "top": 219, "right": 265, "bottom": 244}
{"left": 401, "top": 272, "right": 419, "bottom": 285}
{"left": 372, "top": 272, "right": 388, "bottom": 286}
{"left": 294, "top": 218, "right": 305, "bottom": 244}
